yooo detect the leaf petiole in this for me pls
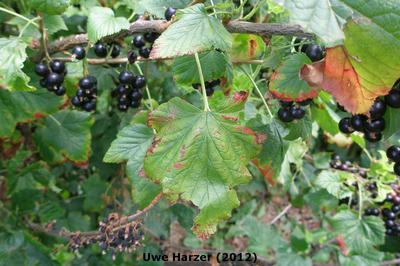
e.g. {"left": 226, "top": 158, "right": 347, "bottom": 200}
{"left": 194, "top": 52, "right": 211, "bottom": 112}
{"left": 134, "top": 62, "right": 154, "bottom": 111}
{"left": 0, "top": 7, "right": 39, "bottom": 27}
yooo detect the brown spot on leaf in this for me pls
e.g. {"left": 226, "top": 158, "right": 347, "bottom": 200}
{"left": 233, "top": 91, "right": 249, "bottom": 103}
{"left": 147, "top": 138, "right": 161, "bottom": 155}
{"left": 222, "top": 115, "right": 238, "bottom": 122}
{"left": 248, "top": 39, "right": 257, "bottom": 58}
{"left": 33, "top": 113, "right": 46, "bottom": 119}
{"left": 173, "top": 162, "right": 184, "bottom": 169}
{"left": 252, "top": 158, "right": 276, "bottom": 186}
{"left": 255, "top": 133, "right": 267, "bottom": 145}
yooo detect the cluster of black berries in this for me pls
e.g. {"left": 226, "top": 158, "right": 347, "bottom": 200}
{"left": 35, "top": 60, "right": 67, "bottom": 96}
{"left": 71, "top": 76, "right": 98, "bottom": 112}
{"left": 93, "top": 42, "right": 121, "bottom": 59}
{"left": 277, "top": 99, "right": 312, "bottom": 123}
{"left": 338, "top": 79, "right": 400, "bottom": 143}
{"left": 129, "top": 31, "right": 160, "bottom": 61}
{"left": 294, "top": 38, "right": 326, "bottom": 62}
{"left": 111, "top": 70, "right": 145, "bottom": 111}
{"left": 338, "top": 99, "right": 386, "bottom": 142}
{"left": 192, "top": 79, "right": 220, "bottom": 97}
{"left": 387, "top": 145, "right": 400, "bottom": 176}
{"left": 365, "top": 191, "right": 400, "bottom": 236}
{"left": 330, "top": 154, "right": 368, "bottom": 177}
{"left": 69, "top": 213, "right": 144, "bottom": 260}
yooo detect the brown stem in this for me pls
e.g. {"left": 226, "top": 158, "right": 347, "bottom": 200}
{"left": 33, "top": 20, "right": 313, "bottom": 59}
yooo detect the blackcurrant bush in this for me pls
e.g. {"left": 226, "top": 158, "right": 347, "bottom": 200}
{"left": 35, "top": 63, "right": 49, "bottom": 77}
{"left": 165, "top": 7, "right": 176, "bottom": 21}
{"left": 111, "top": 45, "right": 121, "bottom": 58}
{"left": 71, "top": 96, "right": 82, "bottom": 107}
{"left": 364, "top": 131, "right": 382, "bottom": 143}
{"left": 133, "top": 75, "right": 146, "bottom": 89}
{"left": 72, "top": 46, "right": 86, "bottom": 60}
{"left": 364, "top": 118, "right": 385, "bottom": 132}
{"left": 206, "top": 87, "right": 214, "bottom": 97}
{"left": 338, "top": 117, "right": 354, "bottom": 134}
{"left": 128, "top": 51, "right": 138, "bottom": 64}
{"left": 144, "top": 32, "right": 160, "bottom": 43}
{"left": 385, "top": 90, "right": 400, "bottom": 108}
{"left": 131, "top": 90, "right": 143, "bottom": 101}
{"left": 130, "top": 100, "right": 141, "bottom": 108}
{"left": 50, "top": 60, "right": 66, "bottom": 74}
{"left": 79, "top": 77, "right": 95, "bottom": 89}
{"left": 46, "top": 73, "right": 64, "bottom": 86}
{"left": 139, "top": 47, "right": 151, "bottom": 58}
{"left": 132, "top": 36, "right": 146, "bottom": 48}
{"left": 305, "top": 44, "right": 325, "bottom": 62}
{"left": 369, "top": 99, "right": 386, "bottom": 119}
{"left": 394, "top": 162, "right": 400, "bottom": 176}
{"left": 278, "top": 108, "right": 294, "bottom": 123}
{"left": 290, "top": 106, "right": 306, "bottom": 119}
{"left": 54, "top": 86, "right": 66, "bottom": 96}
{"left": 119, "top": 71, "right": 134, "bottom": 84}
{"left": 387, "top": 146, "right": 400, "bottom": 162}
{"left": 94, "top": 42, "right": 108, "bottom": 58}
{"left": 350, "top": 115, "right": 366, "bottom": 132}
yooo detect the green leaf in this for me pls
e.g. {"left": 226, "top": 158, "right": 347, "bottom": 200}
{"left": 0, "top": 37, "right": 34, "bottom": 91}
{"left": 172, "top": 50, "right": 227, "bottom": 84}
{"left": 0, "top": 90, "right": 62, "bottom": 138}
{"left": 151, "top": 4, "right": 232, "bottom": 59}
{"left": 29, "top": 0, "right": 70, "bottom": 15}
{"left": 82, "top": 175, "right": 107, "bottom": 212}
{"left": 44, "top": 15, "right": 68, "bottom": 34}
{"left": 315, "top": 171, "right": 342, "bottom": 198}
{"left": 270, "top": 54, "right": 316, "bottom": 101}
{"left": 311, "top": 104, "right": 340, "bottom": 135}
{"left": 276, "top": 252, "right": 312, "bottom": 266}
{"left": 383, "top": 107, "right": 400, "bottom": 139}
{"left": 284, "top": 115, "right": 313, "bottom": 141}
{"left": 332, "top": 211, "right": 385, "bottom": 254}
{"left": 33, "top": 110, "right": 94, "bottom": 163}
{"left": 136, "top": 0, "right": 191, "bottom": 18}
{"left": 103, "top": 124, "right": 161, "bottom": 208}
{"left": 87, "top": 7, "right": 130, "bottom": 43}
{"left": 144, "top": 98, "right": 260, "bottom": 239}
{"left": 284, "top": 0, "right": 344, "bottom": 46}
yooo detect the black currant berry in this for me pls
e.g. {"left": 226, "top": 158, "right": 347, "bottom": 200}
{"left": 111, "top": 45, "right": 121, "bottom": 58}
{"left": 118, "top": 96, "right": 128, "bottom": 105}
{"left": 294, "top": 37, "right": 308, "bottom": 53}
{"left": 364, "top": 131, "right": 382, "bottom": 143}
{"left": 364, "top": 118, "right": 385, "bottom": 132}
{"left": 132, "top": 36, "right": 146, "bottom": 48}
{"left": 50, "top": 60, "right": 66, "bottom": 74}
{"left": 144, "top": 32, "right": 160, "bottom": 43}
{"left": 133, "top": 75, "right": 146, "bottom": 89}
{"left": 79, "top": 77, "right": 95, "bottom": 89}
{"left": 130, "top": 100, "right": 141, "bottom": 108}
{"left": 385, "top": 90, "right": 400, "bottom": 108}
{"left": 139, "top": 47, "right": 151, "bottom": 58}
{"left": 386, "top": 220, "right": 395, "bottom": 228}
{"left": 372, "top": 208, "right": 380, "bottom": 216}
{"left": 305, "top": 44, "right": 325, "bottom": 62}
{"left": 72, "top": 46, "right": 86, "bottom": 60}
{"left": 71, "top": 96, "right": 82, "bottom": 107}
{"left": 351, "top": 115, "right": 366, "bottom": 132}
{"left": 165, "top": 7, "right": 176, "bottom": 21}
{"left": 35, "top": 63, "right": 49, "bottom": 77}
{"left": 387, "top": 146, "right": 400, "bottom": 163}
{"left": 118, "top": 104, "right": 128, "bottom": 112}
{"left": 119, "top": 71, "right": 134, "bottom": 84}
{"left": 131, "top": 90, "right": 143, "bottom": 101}
{"left": 393, "top": 205, "right": 400, "bottom": 213}
{"left": 369, "top": 99, "right": 386, "bottom": 119}
{"left": 46, "top": 73, "right": 64, "bottom": 86}
{"left": 39, "top": 78, "right": 48, "bottom": 88}
{"left": 206, "top": 87, "right": 214, "bottom": 97}
{"left": 192, "top": 83, "right": 201, "bottom": 90}
{"left": 394, "top": 162, "right": 400, "bottom": 176}
{"left": 278, "top": 108, "right": 294, "bottom": 123}
{"left": 299, "top": 99, "right": 312, "bottom": 106}
{"left": 54, "top": 86, "right": 66, "bottom": 96}
{"left": 290, "top": 106, "right": 305, "bottom": 119}
{"left": 116, "top": 85, "right": 127, "bottom": 95}
{"left": 387, "top": 212, "right": 397, "bottom": 220}
{"left": 94, "top": 42, "right": 108, "bottom": 58}
{"left": 128, "top": 51, "right": 138, "bottom": 64}
{"left": 83, "top": 101, "right": 96, "bottom": 112}
{"left": 339, "top": 118, "right": 354, "bottom": 134}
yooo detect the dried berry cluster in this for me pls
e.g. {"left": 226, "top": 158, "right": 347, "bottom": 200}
{"left": 69, "top": 213, "right": 144, "bottom": 260}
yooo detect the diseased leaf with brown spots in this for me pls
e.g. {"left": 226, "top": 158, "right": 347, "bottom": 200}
{"left": 144, "top": 97, "right": 260, "bottom": 239}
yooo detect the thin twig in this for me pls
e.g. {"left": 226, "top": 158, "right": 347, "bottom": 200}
{"left": 269, "top": 204, "right": 292, "bottom": 225}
